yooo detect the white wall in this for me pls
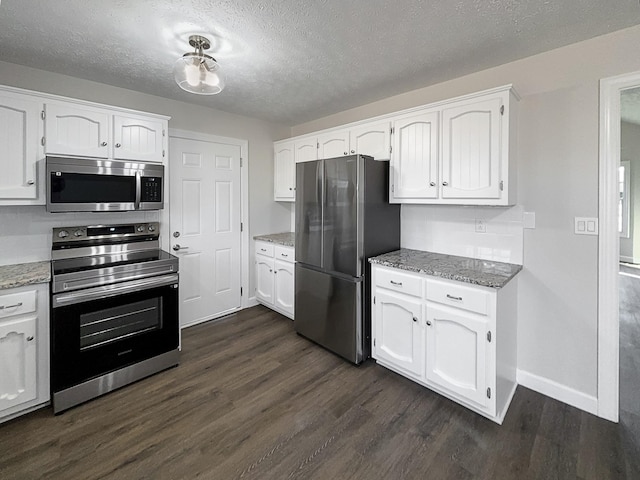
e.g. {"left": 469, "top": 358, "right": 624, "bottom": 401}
{"left": 620, "top": 121, "right": 640, "bottom": 263}
{"left": 291, "top": 24, "right": 640, "bottom": 405}
{"left": 0, "top": 61, "right": 291, "bottom": 296}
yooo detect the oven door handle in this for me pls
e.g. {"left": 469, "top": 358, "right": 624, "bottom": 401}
{"left": 52, "top": 274, "right": 179, "bottom": 308}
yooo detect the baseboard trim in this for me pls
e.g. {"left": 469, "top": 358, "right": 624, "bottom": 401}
{"left": 245, "top": 296, "right": 259, "bottom": 308}
{"left": 516, "top": 369, "right": 598, "bottom": 416}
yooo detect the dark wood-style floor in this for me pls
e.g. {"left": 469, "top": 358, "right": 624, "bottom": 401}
{"left": 1, "top": 305, "right": 638, "bottom": 479}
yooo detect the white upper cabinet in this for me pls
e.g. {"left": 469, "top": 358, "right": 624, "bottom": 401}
{"left": 390, "top": 111, "right": 439, "bottom": 201}
{"left": 350, "top": 120, "right": 391, "bottom": 160}
{"left": 44, "top": 103, "right": 110, "bottom": 158}
{"left": 113, "top": 114, "right": 165, "bottom": 162}
{"left": 318, "top": 130, "right": 350, "bottom": 159}
{"left": 274, "top": 141, "right": 295, "bottom": 201}
{"left": 441, "top": 96, "right": 502, "bottom": 200}
{"left": 0, "top": 92, "right": 42, "bottom": 201}
{"left": 294, "top": 137, "right": 318, "bottom": 163}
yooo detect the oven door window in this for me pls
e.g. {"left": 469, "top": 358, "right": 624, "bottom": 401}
{"left": 50, "top": 172, "right": 136, "bottom": 204}
{"left": 80, "top": 298, "right": 162, "bottom": 351}
{"left": 51, "top": 283, "right": 178, "bottom": 392}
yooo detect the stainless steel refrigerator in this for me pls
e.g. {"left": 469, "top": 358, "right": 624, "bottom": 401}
{"left": 295, "top": 154, "right": 400, "bottom": 364}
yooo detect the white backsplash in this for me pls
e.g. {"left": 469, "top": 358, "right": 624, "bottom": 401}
{"left": 401, "top": 204, "right": 524, "bottom": 265}
{"left": 0, "top": 205, "right": 160, "bottom": 266}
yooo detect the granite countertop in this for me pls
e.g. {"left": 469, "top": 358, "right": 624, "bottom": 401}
{"left": 0, "top": 261, "right": 51, "bottom": 290}
{"left": 253, "top": 232, "right": 295, "bottom": 247}
{"left": 369, "top": 249, "right": 522, "bottom": 288}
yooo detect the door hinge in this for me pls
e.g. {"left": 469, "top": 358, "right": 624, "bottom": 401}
{"left": 240, "top": 222, "right": 244, "bottom": 232}
{"left": 373, "top": 296, "right": 376, "bottom": 304}
{"left": 391, "top": 184, "right": 394, "bottom": 193}
{"left": 390, "top": 127, "right": 394, "bottom": 134}
{"left": 389, "top": 145, "right": 392, "bottom": 154}
{"left": 41, "top": 110, "right": 45, "bottom": 120}
{"left": 487, "top": 387, "right": 492, "bottom": 399}
{"left": 240, "top": 157, "right": 243, "bottom": 167}
{"left": 317, "top": 142, "right": 319, "bottom": 149}
{"left": 162, "top": 149, "right": 166, "bottom": 158}
{"left": 499, "top": 180, "right": 504, "bottom": 191}
{"left": 487, "top": 331, "right": 492, "bottom": 343}
{"left": 162, "top": 129, "right": 166, "bottom": 137}
{"left": 41, "top": 136, "right": 45, "bottom": 146}
{"left": 500, "top": 105, "right": 505, "bottom": 115}
{"left": 373, "top": 338, "right": 376, "bottom": 347}
{"left": 241, "top": 287, "right": 243, "bottom": 296}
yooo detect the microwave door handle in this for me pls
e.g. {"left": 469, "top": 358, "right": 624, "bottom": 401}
{"left": 135, "top": 171, "right": 142, "bottom": 210}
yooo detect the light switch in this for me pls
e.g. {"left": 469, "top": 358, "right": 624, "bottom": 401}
{"left": 575, "top": 217, "right": 598, "bottom": 235}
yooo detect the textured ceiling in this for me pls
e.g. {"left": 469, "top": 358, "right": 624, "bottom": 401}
{"left": 1, "top": 1, "right": 640, "bottom": 125}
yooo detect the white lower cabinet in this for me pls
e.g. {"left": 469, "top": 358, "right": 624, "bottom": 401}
{"left": 0, "top": 284, "right": 50, "bottom": 423}
{"left": 371, "top": 264, "right": 517, "bottom": 424}
{"left": 254, "top": 241, "right": 295, "bottom": 319}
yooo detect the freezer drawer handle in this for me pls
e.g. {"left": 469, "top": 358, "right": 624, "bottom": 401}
{"left": 280, "top": 253, "right": 288, "bottom": 257}
{"left": 389, "top": 280, "right": 402, "bottom": 286}
{"left": 446, "top": 294, "right": 463, "bottom": 301}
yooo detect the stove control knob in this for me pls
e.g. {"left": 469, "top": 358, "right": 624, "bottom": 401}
{"left": 148, "top": 224, "right": 156, "bottom": 232}
{"left": 137, "top": 225, "right": 145, "bottom": 232}
{"left": 74, "top": 230, "right": 83, "bottom": 237}
{"left": 57, "top": 230, "right": 69, "bottom": 239}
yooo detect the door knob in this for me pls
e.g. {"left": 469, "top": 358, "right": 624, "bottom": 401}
{"left": 429, "top": 182, "right": 436, "bottom": 187}
{"left": 442, "top": 181, "right": 448, "bottom": 186}
{"left": 101, "top": 141, "right": 108, "bottom": 146}
{"left": 115, "top": 143, "right": 122, "bottom": 148}
{"left": 172, "top": 244, "right": 189, "bottom": 251}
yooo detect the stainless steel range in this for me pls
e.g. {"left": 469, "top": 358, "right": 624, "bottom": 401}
{"left": 50, "top": 222, "right": 179, "bottom": 413}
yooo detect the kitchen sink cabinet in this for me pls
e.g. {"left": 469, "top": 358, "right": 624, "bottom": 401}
{"left": 254, "top": 241, "right": 295, "bottom": 319}
{"left": 274, "top": 140, "right": 295, "bottom": 202}
{"left": 0, "top": 91, "right": 42, "bottom": 204}
{"left": 0, "top": 284, "right": 50, "bottom": 423}
{"left": 45, "top": 102, "right": 167, "bottom": 162}
{"left": 371, "top": 264, "right": 517, "bottom": 424}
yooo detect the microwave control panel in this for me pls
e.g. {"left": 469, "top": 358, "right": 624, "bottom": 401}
{"left": 141, "top": 177, "right": 162, "bottom": 202}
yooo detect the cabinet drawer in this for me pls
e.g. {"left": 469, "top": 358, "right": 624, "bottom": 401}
{"left": 255, "top": 242, "right": 274, "bottom": 258}
{"left": 0, "top": 290, "right": 37, "bottom": 320}
{"left": 375, "top": 267, "right": 422, "bottom": 297}
{"left": 274, "top": 245, "right": 294, "bottom": 263}
{"left": 426, "top": 279, "right": 489, "bottom": 315}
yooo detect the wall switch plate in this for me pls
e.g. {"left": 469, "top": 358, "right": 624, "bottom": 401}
{"left": 523, "top": 212, "right": 536, "bottom": 229}
{"left": 475, "top": 219, "right": 487, "bottom": 233}
{"left": 574, "top": 217, "right": 598, "bottom": 235}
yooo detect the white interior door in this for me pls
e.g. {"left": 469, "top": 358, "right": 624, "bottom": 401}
{"left": 170, "top": 137, "right": 242, "bottom": 328}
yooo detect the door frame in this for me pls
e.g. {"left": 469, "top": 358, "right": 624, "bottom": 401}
{"left": 597, "top": 70, "right": 640, "bottom": 422}
{"left": 164, "top": 128, "right": 250, "bottom": 311}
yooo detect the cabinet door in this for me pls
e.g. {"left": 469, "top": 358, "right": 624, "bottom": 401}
{"left": 374, "top": 290, "right": 423, "bottom": 377}
{"left": 274, "top": 142, "right": 295, "bottom": 201}
{"left": 350, "top": 121, "right": 391, "bottom": 160}
{"left": 0, "top": 316, "right": 37, "bottom": 412}
{"left": 294, "top": 138, "right": 318, "bottom": 163}
{"left": 274, "top": 260, "right": 295, "bottom": 317}
{"left": 425, "top": 304, "right": 489, "bottom": 407}
{"left": 45, "top": 103, "right": 110, "bottom": 158}
{"left": 318, "top": 131, "right": 350, "bottom": 159}
{"left": 0, "top": 94, "right": 40, "bottom": 199}
{"left": 255, "top": 256, "right": 274, "bottom": 305}
{"left": 113, "top": 115, "right": 164, "bottom": 162}
{"left": 441, "top": 97, "right": 502, "bottom": 199}
{"left": 391, "top": 111, "right": 439, "bottom": 201}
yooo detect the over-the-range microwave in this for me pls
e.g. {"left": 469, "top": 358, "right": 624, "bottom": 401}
{"left": 46, "top": 156, "right": 164, "bottom": 213}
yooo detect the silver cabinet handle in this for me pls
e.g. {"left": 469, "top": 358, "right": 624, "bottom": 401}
{"left": 27, "top": 336, "right": 34, "bottom": 342}
{"left": 269, "top": 269, "right": 272, "bottom": 273}
{"left": 0, "top": 302, "right": 23, "bottom": 310}
{"left": 343, "top": 151, "right": 348, "bottom": 155}
{"left": 115, "top": 143, "right": 122, "bottom": 148}
{"left": 260, "top": 248, "right": 267, "bottom": 252}
{"left": 27, "top": 180, "right": 35, "bottom": 185}
{"left": 446, "top": 294, "right": 463, "bottom": 301}
{"left": 442, "top": 181, "right": 449, "bottom": 186}
{"left": 101, "top": 141, "right": 108, "bottom": 146}
{"left": 390, "top": 280, "right": 402, "bottom": 286}
{"left": 172, "top": 244, "right": 189, "bottom": 251}
{"left": 412, "top": 316, "right": 417, "bottom": 322}
{"left": 426, "top": 320, "right": 432, "bottom": 326}
{"left": 350, "top": 149, "right": 355, "bottom": 154}
{"left": 281, "top": 253, "right": 288, "bottom": 257}
{"left": 429, "top": 181, "right": 436, "bottom": 187}
{"left": 289, "top": 187, "right": 293, "bottom": 190}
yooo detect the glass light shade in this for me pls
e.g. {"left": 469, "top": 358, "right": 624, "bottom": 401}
{"left": 174, "top": 53, "right": 225, "bottom": 95}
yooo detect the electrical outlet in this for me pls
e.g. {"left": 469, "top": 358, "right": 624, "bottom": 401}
{"left": 475, "top": 219, "right": 487, "bottom": 233}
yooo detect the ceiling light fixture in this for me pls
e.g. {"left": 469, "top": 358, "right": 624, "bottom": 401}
{"left": 173, "top": 35, "right": 225, "bottom": 95}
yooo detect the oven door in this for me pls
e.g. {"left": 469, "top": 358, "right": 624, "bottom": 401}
{"left": 50, "top": 274, "right": 179, "bottom": 393}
